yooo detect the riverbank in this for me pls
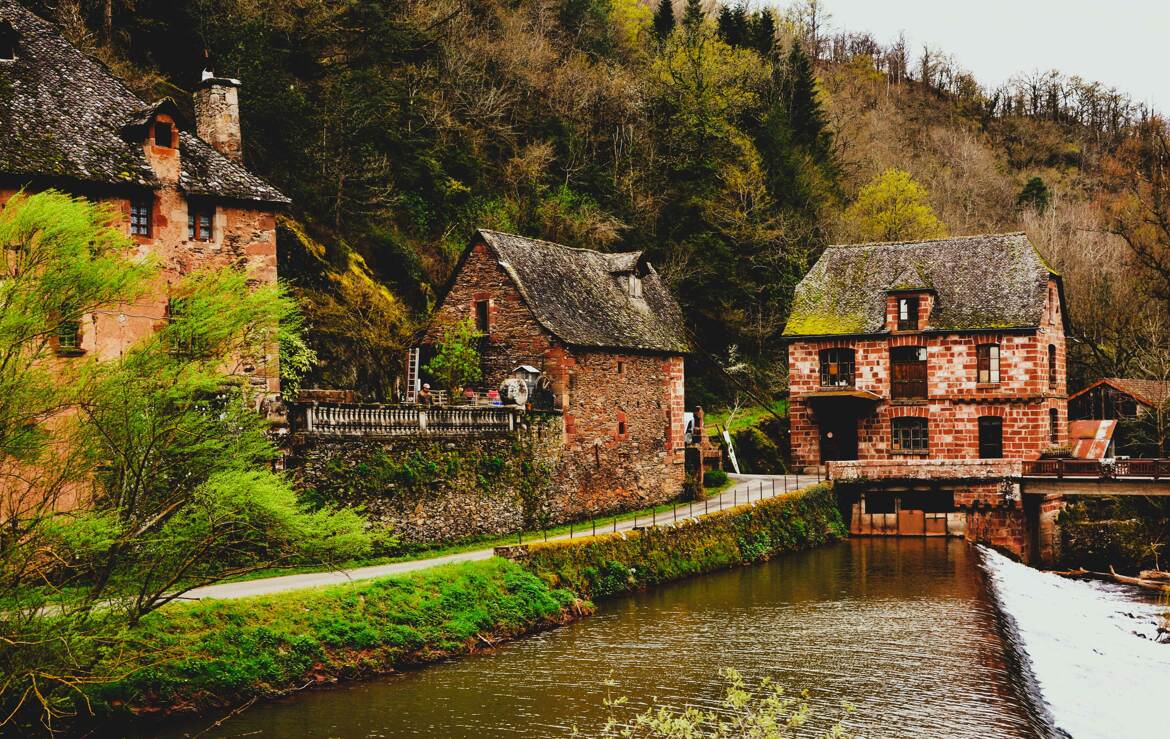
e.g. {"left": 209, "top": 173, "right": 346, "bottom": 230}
{"left": 81, "top": 482, "right": 838, "bottom": 728}
{"left": 88, "top": 559, "right": 587, "bottom": 722}
{"left": 511, "top": 482, "right": 844, "bottom": 598}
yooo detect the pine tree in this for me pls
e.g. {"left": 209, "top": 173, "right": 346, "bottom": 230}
{"left": 750, "top": 9, "right": 775, "bottom": 57}
{"left": 653, "top": 0, "right": 675, "bottom": 41}
{"left": 682, "top": 0, "right": 705, "bottom": 30}
{"left": 1017, "top": 176, "right": 1051, "bottom": 213}
{"left": 781, "top": 41, "right": 834, "bottom": 169}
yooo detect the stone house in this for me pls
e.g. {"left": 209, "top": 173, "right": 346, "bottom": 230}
{"left": 0, "top": 0, "right": 289, "bottom": 399}
{"left": 783, "top": 233, "right": 1070, "bottom": 556}
{"left": 1070, "top": 378, "right": 1170, "bottom": 456}
{"left": 421, "top": 229, "right": 691, "bottom": 515}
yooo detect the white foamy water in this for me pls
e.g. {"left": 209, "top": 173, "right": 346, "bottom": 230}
{"left": 979, "top": 547, "right": 1170, "bottom": 738}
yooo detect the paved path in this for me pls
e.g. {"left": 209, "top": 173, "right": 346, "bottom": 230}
{"left": 181, "top": 473, "right": 823, "bottom": 602}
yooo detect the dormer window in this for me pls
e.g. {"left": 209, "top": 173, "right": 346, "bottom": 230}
{"left": 153, "top": 121, "right": 174, "bottom": 148}
{"left": 897, "top": 297, "right": 919, "bottom": 331}
{"left": 627, "top": 273, "right": 643, "bottom": 299}
{"left": 0, "top": 24, "right": 16, "bottom": 61}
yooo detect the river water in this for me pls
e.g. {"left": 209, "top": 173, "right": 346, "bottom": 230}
{"left": 159, "top": 538, "right": 1051, "bottom": 738}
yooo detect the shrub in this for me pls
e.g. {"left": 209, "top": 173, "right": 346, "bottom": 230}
{"left": 703, "top": 469, "right": 729, "bottom": 487}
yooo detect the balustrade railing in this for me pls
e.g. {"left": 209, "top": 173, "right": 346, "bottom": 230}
{"left": 298, "top": 404, "right": 516, "bottom": 436}
{"left": 1022, "top": 458, "right": 1170, "bottom": 479}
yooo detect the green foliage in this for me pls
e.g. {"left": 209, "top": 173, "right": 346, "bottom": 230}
{"left": 424, "top": 317, "right": 483, "bottom": 394}
{"left": 90, "top": 559, "right": 584, "bottom": 717}
{"left": 703, "top": 469, "right": 729, "bottom": 487}
{"left": 602, "top": 667, "right": 854, "bottom": 737}
{"left": 521, "top": 484, "right": 844, "bottom": 598}
{"left": 844, "top": 168, "right": 948, "bottom": 242}
{"left": 1017, "top": 176, "right": 1051, "bottom": 213}
{"left": 732, "top": 425, "right": 786, "bottom": 474}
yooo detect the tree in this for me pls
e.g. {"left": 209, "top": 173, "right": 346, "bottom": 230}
{"left": 424, "top": 317, "right": 483, "bottom": 394}
{"left": 780, "top": 41, "right": 835, "bottom": 168}
{"left": 652, "top": 0, "right": 675, "bottom": 41}
{"left": 844, "top": 168, "right": 948, "bottom": 242}
{"left": 0, "top": 192, "right": 369, "bottom": 732}
{"left": 682, "top": 0, "right": 705, "bottom": 31}
{"left": 1017, "top": 176, "right": 1050, "bottom": 213}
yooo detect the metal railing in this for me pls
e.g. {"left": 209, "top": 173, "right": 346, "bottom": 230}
{"left": 299, "top": 404, "right": 516, "bottom": 436}
{"left": 1022, "top": 458, "right": 1170, "bottom": 480}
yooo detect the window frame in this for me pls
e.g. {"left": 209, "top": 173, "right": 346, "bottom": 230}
{"left": 1048, "top": 344, "right": 1057, "bottom": 389}
{"left": 0, "top": 24, "right": 16, "bottom": 62}
{"left": 1049, "top": 407, "right": 1060, "bottom": 446}
{"left": 627, "top": 273, "right": 643, "bottom": 299}
{"left": 890, "top": 346, "right": 928, "bottom": 400}
{"left": 897, "top": 297, "right": 919, "bottom": 331}
{"left": 978, "top": 416, "right": 1004, "bottom": 459}
{"left": 54, "top": 319, "right": 82, "bottom": 356}
{"left": 891, "top": 416, "right": 929, "bottom": 453}
{"left": 976, "top": 343, "right": 1001, "bottom": 384}
{"left": 818, "top": 347, "right": 856, "bottom": 387}
{"left": 130, "top": 196, "right": 152, "bottom": 237}
{"left": 187, "top": 202, "right": 214, "bottom": 242}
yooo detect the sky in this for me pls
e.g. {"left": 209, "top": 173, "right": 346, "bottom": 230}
{"left": 778, "top": 0, "right": 1170, "bottom": 113}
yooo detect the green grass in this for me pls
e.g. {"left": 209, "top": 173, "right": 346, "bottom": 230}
{"left": 221, "top": 482, "right": 739, "bottom": 583}
{"left": 703, "top": 400, "right": 787, "bottom": 437}
{"left": 89, "top": 558, "right": 586, "bottom": 718}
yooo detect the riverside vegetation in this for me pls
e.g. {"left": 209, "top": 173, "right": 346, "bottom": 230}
{"left": 36, "top": 484, "right": 840, "bottom": 729}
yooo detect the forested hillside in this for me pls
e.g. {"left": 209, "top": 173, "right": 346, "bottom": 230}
{"left": 30, "top": 0, "right": 1170, "bottom": 404}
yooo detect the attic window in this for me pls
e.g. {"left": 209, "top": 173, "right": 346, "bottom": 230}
{"left": 896, "top": 297, "right": 919, "bottom": 331}
{"left": 627, "top": 273, "right": 643, "bottom": 299}
{"left": 154, "top": 121, "right": 174, "bottom": 148}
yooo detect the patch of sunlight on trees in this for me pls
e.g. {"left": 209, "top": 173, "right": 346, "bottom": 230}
{"left": 843, "top": 168, "right": 948, "bottom": 242}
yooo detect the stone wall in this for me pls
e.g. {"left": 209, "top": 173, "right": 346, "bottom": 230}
{"left": 788, "top": 277, "right": 1067, "bottom": 468}
{"left": 289, "top": 413, "right": 563, "bottom": 544}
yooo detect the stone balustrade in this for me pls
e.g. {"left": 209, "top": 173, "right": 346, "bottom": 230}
{"left": 294, "top": 403, "right": 518, "bottom": 437}
{"left": 828, "top": 457, "right": 1023, "bottom": 482}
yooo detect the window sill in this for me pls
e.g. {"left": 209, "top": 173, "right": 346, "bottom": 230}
{"left": 891, "top": 450, "right": 929, "bottom": 456}
{"left": 890, "top": 398, "right": 928, "bottom": 405}
{"left": 54, "top": 348, "right": 85, "bottom": 358}
{"left": 975, "top": 383, "right": 1000, "bottom": 390}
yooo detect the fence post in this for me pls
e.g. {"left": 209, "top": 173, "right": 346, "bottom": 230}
{"left": 570, "top": 520, "right": 573, "bottom": 539}
{"left": 592, "top": 515, "right": 596, "bottom": 536}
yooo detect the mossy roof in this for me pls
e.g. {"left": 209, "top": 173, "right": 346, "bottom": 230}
{"left": 783, "top": 232, "right": 1056, "bottom": 337}
{"left": 475, "top": 229, "right": 692, "bottom": 354}
{"left": 0, "top": 0, "right": 288, "bottom": 204}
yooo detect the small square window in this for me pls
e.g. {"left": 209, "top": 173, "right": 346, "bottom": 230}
{"left": 130, "top": 197, "right": 152, "bottom": 237}
{"left": 188, "top": 203, "right": 214, "bottom": 241}
{"left": 891, "top": 417, "right": 928, "bottom": 452}
{"left": 617, "top": 419, "right": 627, "bottom": 436}
{"left": 55, "top": 320, "right": 81, "bottom": 355}
{"left": 154, "top": 121, "right": 173, "bottom": 148}
{"left": 628, "top": 274, "right": 643, "bottom": 299}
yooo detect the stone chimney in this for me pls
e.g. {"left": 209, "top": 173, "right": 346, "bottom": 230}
{"left": 193, "top": 70, "right": 243, "bottom": 163}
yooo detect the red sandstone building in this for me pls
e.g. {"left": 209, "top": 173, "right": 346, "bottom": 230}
{"left": 420, "top": 229, "right": 690, "bottom": 514}
{"left": 784, "top": 233, "right": 1070, "bottom": 555}
{"left": 0, "top": 0, "right": 288, "bottom": 399}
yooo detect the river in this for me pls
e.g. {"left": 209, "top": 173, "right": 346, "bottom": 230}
{"left": 156, "top": 538, "right": 1051, "bottom": 738}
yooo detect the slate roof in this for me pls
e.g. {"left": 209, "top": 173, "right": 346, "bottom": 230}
{"left": 474, "top": 229, "right": 691, "bottom": 354}
{"left": 784, "top": 232, "right": 1058, "bottom": 337}
{"left": 0, "top": 0, "right": 288, "bottom": 205}
{"left": 1071, "top": 378, "right": 1170, "bottom": 408}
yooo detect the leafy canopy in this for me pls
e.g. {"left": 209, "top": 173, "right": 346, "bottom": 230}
{"left": 844, "top": 168, "right": 948, "bottom": 242}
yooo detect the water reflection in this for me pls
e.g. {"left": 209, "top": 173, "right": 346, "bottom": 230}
{"left": 155, "top": 539, "right": 1040, "bottom": 738}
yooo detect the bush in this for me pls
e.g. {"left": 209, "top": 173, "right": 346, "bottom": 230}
{"left": 703, "top": 469, "right": 729, "bottom": 487}
{"left": 520, "top": 483, "right": 844, "bottom": 599}
{"left": 731, "top": 425, "right": 786, "bottom": 474}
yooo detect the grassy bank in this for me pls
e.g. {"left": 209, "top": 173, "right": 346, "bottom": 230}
{"left": 88, "top": 559, "right": 587, "bottom": 720}
{"left": 515, "top": 483, "right": 843, "bottom": 599}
